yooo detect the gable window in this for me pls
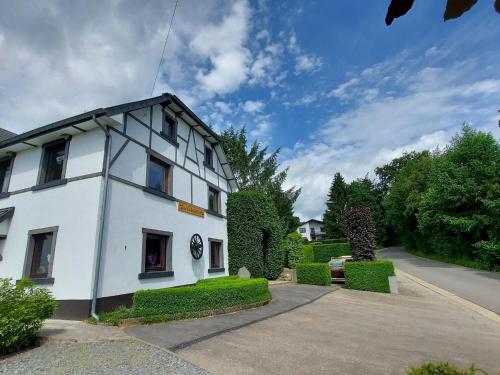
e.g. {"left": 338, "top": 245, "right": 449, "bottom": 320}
{"left": 148, "top": 156, "right": 172, "bottom": 195}
{"left": 204, "top": 146, "right": 213, "bottom": 169}
{"left": 38, "top": 139, "right": 69, "bottom": 185}
{"left": 208, "top": 186, "right": 220, "bottom": 214}
{"left": 208, "top": 239, "right": 224, "bottom": 272}
{"left": 299, "top": 228, "right": 306, "bottom": 233}
{"left": 0, "top": 157, "right": 13, "bottom": 194}
{"left": 162, "top": 112, "right": 177, "bottom": 141}
{"left": 24, "top": 227, "right": 58, "bottom": 283}
{"left": 139, "top": 229, "right": 173, "bottom": 279}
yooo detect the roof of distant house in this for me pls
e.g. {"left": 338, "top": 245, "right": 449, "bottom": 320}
{"left": 299, "top": 219, "right": 324, "bottom": 226}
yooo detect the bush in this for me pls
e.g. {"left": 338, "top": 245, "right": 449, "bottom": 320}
{"left": 284, "top": 232, "right": 305, "bottom": 268}
{"left": 301, "top": 244, "right": 314, "bottom": 263}
{"left": 296, "top": 263, "right": 331, "bottom": 286}
{"left": 0, "top": 278, "right": 57, "bottom": 355}
{"left": 312, "top": 243, "right": 351, "bottom": 263}
{"left": 133, "top": 277, "right": 271, "bottom": 316}
{"left": 227, "top": 191, "right": 285, "bottom": 279}
{"left": 406, "top": 362, "right": 488, "bottom": 375}
{"left": 321, "top": 238, "right": 347, "bottom": 244}
{"left": 344, "top": 207, "right": 376, "bottom": 261}
{"left": 344, "top": 260, "right": 395, "bottom": 293}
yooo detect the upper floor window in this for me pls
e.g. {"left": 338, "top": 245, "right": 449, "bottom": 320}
{"left": 162, "top": 112, "right": 177, "bottom": 141}
{"left": 204, "top": 146, "right": 213, "bottom": 169}
{"left": 299, "top": 228, "right": 306, "bottom": 233}
{"left": 208, "top": 186, "right": 220, "bottom": 213}
{"left": 0, "top": 157, "right": 13, "bottom": 193}
{"left": 148, "top": 155, "right": 172, "bottom": 195}
{"left": 39, "top": 139, "right": 69, "bottom": 184}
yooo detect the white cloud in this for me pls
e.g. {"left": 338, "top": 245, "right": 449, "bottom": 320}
{"left": 295, "top": 54, "right": 322, "bottom": 73}
{"left": 250, "top": 120, "right": 271, "bottom": 139}
{"left": 243, "top": 100, "right": 264, "bottom": 113}
{"left": 328, "top": 78, "right": 360, "bottom": 99}
{"left": 214, "top": 101, "right": 232, "bottom": 114}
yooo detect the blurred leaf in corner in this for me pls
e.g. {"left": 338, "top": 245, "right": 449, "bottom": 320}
{"left": 444, "top": 0, "right": 478, "bottom": 21}
{"left": 385, "top": 0, "right": 415, "bottom": 25}
{"left": 495, "top": 0, "right": 500, "bottom": 13}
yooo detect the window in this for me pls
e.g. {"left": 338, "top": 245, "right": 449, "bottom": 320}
{"left": 140, "top": 229, "right": 173, "bottom": 279}
{"left": 208, "top": 186, "right": 220, "bottom": 213}
{"left": 204, "top": 146, "right": 213, "bottom": 169}
{"left": 39, "top": 139, "right": 69, "bottom": 184}
{"left": 299, "top": 228, "right": 306, "bottom": 233}
{"left": 162, "top": 112, "right": 177, "bottom": 141}
{"left": 209, "top": 239, "right": 224, "bottom": 271}
{"left": 148, "top": 156, "right": 171, "bottom": 194}
{"left": 24, "top": 227, "right": 58, "bottom": 283}
{"left": 0, "top": 157, "right": 13, "bottom": 193}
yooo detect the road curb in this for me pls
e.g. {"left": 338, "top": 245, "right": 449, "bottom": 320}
{"left": 396, "top": 269, "right": 500, "bottom": 325}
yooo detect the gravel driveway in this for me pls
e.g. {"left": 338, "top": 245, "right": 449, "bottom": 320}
{"left": 0, "top": 339, "right": 209, "bottom": 375}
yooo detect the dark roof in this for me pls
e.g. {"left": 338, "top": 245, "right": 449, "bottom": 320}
{"left": 0, "top": 128, "right": 17, "bottom": 142}
{"left": 0, "top": 93, "right": 220, "bottom": 150}
{"left": 0, "top": 207, "right": 14, "bottom": 222}
{"left": 300, "top": 219, "right": 323, "bottom": 225}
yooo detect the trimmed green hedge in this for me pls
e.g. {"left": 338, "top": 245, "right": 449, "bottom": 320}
{"left": 296, "top": 263, "right": 331, "bottom": 286}
{"left": 133, "top": 277, "right": 271, "bottom": 316}
{"left": 301, "top": 244, "right": 314, "bottom": 263}
{"left": 321, "top": 238, "right": 347, "bottom": 244}
{"left": 312, "top": 243, "right": 351, "bottom": 263}
{"left": 227, "top": 191, "right": 285, "bottom": 279}
{"left": 344, "top": 260, "right": 395, "bottom": 293}
{"left": 406, "top": 362, "right": 488, "bottom": 375}
{"left": 284, "top": 232, "right": 305, "bottom": 268}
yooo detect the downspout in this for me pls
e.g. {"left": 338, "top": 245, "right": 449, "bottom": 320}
{"left": 90, "top": 115, "right": 111, "bottom": 320}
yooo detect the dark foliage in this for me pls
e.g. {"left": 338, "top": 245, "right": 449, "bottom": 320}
{"left": 227, "top": 190, "right": 285, "bottom": 279}
{"left": 344, "top": 207, "right": 376, "bottom": 261}
{"left": 344, "top": 260, "right": 395, "bottom": 293}
{"left": 296, "top": 263, "right": 331, "bottom": 286}
{"left": 323, "top": 172, "right": 348, "bottom": 238}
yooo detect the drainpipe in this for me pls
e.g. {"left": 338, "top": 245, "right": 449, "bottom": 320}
{"left": 90, "top": 115, "right": 112, "bottom": 321}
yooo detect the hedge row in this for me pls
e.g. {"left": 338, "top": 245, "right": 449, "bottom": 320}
{"left": 322, "top": 238, "right": 347, "bottom": 244}
{"left": 344, "top": 260, "right": 395, "bottom": 293}
{"left": 301, "top": 244, "right": 314, "bottom": 263}
{"left": 312, "top": 243, "right": 351, "bottom": 263}
{"left": 133, "top": 277, "right": 271, "bottom": 316}
{"left": 296, "top": 263, "right": 331, "bottom": 286}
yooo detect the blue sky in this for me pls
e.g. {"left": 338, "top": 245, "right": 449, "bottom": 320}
{"left": 0, "top": 0, "right": 499, "bottom": 219}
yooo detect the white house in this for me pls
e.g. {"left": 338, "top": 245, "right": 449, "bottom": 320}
{"left": 0, "top": 93, "right": 238, "bottom": 319}
{"left": 297, "top": 219, "right": 326, "bottom": 241}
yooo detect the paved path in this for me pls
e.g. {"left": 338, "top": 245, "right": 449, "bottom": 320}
{"left": 379, "top": 246, "right": 500, "bottom": 314}
{"left": 125, "top": 283, "right": 335, "bottom": 351}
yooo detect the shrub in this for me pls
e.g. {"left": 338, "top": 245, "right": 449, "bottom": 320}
{"left": 406, "top": 362, "right": 489, "bottom": 375}
{"left": 284, "top": 232, "right": 305, "bottom": 268}
{"left": 133, "top": 278, "right": 271, "bottom": 316}
{"left": 296, "top": 263, "right": 331, "bottom": 286}
{"left": 344, "top": 207, "right": 376, "bottom": 261}
{"left": 312, "top": 243, "right": 351, "bottom": 263}
{"left": 195, "top": 276, "right": 239, "bottom": 285}
{"left": 301, "top": 244, "right": 314, "bottom": 263}
{"left": 321, "top": 238, "right": 347, "bottom": 244}
{"left": 227, "top": 191, "right": 285, "bottom": 279}
{"left": 344, "top": 260, "right": 395, "bottom": 293}
{"left": 0, "top": 278, "right": 57, "bottom": 355}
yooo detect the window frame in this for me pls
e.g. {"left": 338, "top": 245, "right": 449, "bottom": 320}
{"left": 22, "top": 226, "right": 58, "bottom": 284}
{"left": 208, "top": 238, "right": 224, "bottom": 273}
{"left": 207, "top": 184, "right": 221, "bottom": 215}
{"left": 139, "top": 228, "right": 174, "bottom": 279}
{"left": 0, "top": 155, "right": 14, "bottom": 195}
{"left": 36, "top": 138, "right": 70, "bottom": 187}
{"left": 144, "top": 150, "right": 174, "bottom": 199}
{"left": 204, "top": 146, "right": 214, "bottom": 170}
{"left": 161, "top": 110, "right": 178, "bottom": 143}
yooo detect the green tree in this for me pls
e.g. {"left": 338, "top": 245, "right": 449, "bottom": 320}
{"left": 323, "top": 172, "right": 348, "bottom": 238}
{"left": 220, "top": 126, "right": 301, "bottom": 234}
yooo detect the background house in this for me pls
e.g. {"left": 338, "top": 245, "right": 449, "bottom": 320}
{"left": 0, "top": 93, "right": 237, "bottom": 319}
{"left": 297, "top": 219, "right": 326, "bottom": 241}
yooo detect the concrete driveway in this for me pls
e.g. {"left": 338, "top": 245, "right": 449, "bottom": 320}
{"left": 177, "top": 273, "right": 500, "bottom": 375}
{"left": 379, "top": 246, "right": 500, "bottom": 314}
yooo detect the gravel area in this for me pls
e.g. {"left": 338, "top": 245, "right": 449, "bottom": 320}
{"left": 0, "top": 339, "right": 210, "bottom": 375}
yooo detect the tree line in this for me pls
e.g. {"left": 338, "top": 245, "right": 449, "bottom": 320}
{"left": 323, "top": 126, "right": 500, "bottom": 270}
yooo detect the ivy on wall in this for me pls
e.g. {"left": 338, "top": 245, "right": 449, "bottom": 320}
{"left": 227, "top": 190, "right": 285, "bottom": 279}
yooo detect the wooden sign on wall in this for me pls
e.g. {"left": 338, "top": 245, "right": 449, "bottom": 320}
{"left": 178, "top": 201, "right": 205, "bottom": 218}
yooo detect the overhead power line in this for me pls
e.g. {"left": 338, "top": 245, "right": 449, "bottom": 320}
{"left": 150, "top": 0, "right": 179, "bottom": 97}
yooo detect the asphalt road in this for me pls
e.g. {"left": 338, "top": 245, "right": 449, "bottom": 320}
{"left": 379, "top": 246, "right": 500, "bottom": 314}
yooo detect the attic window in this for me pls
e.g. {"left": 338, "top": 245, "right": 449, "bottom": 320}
{"left": 162, "top": 112, "right": 177, "bottom": 141}
{"left": 38, "top": 139, "right": 69, "bottom": 185}
{"left": 204, "top": 146, "right": 213, "bottom": 169}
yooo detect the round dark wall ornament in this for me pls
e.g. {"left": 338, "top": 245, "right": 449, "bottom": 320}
{"left": 190, "top": 234, "right": 203, "bottom": 260}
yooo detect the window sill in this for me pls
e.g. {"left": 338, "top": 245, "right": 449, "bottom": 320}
{"left": 159, "top": 132, "right": 179, "bottom": 147}
{"left": 0, "top": 192, "right": 10, "bottom": 199}
{"left": 208, "top": 267, "right": 225, "bottom": 273}
{"left": 203, "top": 161, "right": 215, "bottom": 172}
{"left": 138, "top": 271, "right": 174, "bottom": 279}
{"left": 143, "top": 186, "right": 176, "bottom": 201}
{"left": 32, "top": 179, "right": 67, "bottom": 191}
{"left": 18, "top": 277, "right": 55, "bottom": 285}
{"left": 206, "top": 209, "right": 224, "bottom": 218}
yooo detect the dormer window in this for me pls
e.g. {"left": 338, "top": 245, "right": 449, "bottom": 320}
{"left": 204, "top": 146, "right": 213, "bottom": 169}
{"left": 162, "top": 112, "right": 177, "bottom": 142}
